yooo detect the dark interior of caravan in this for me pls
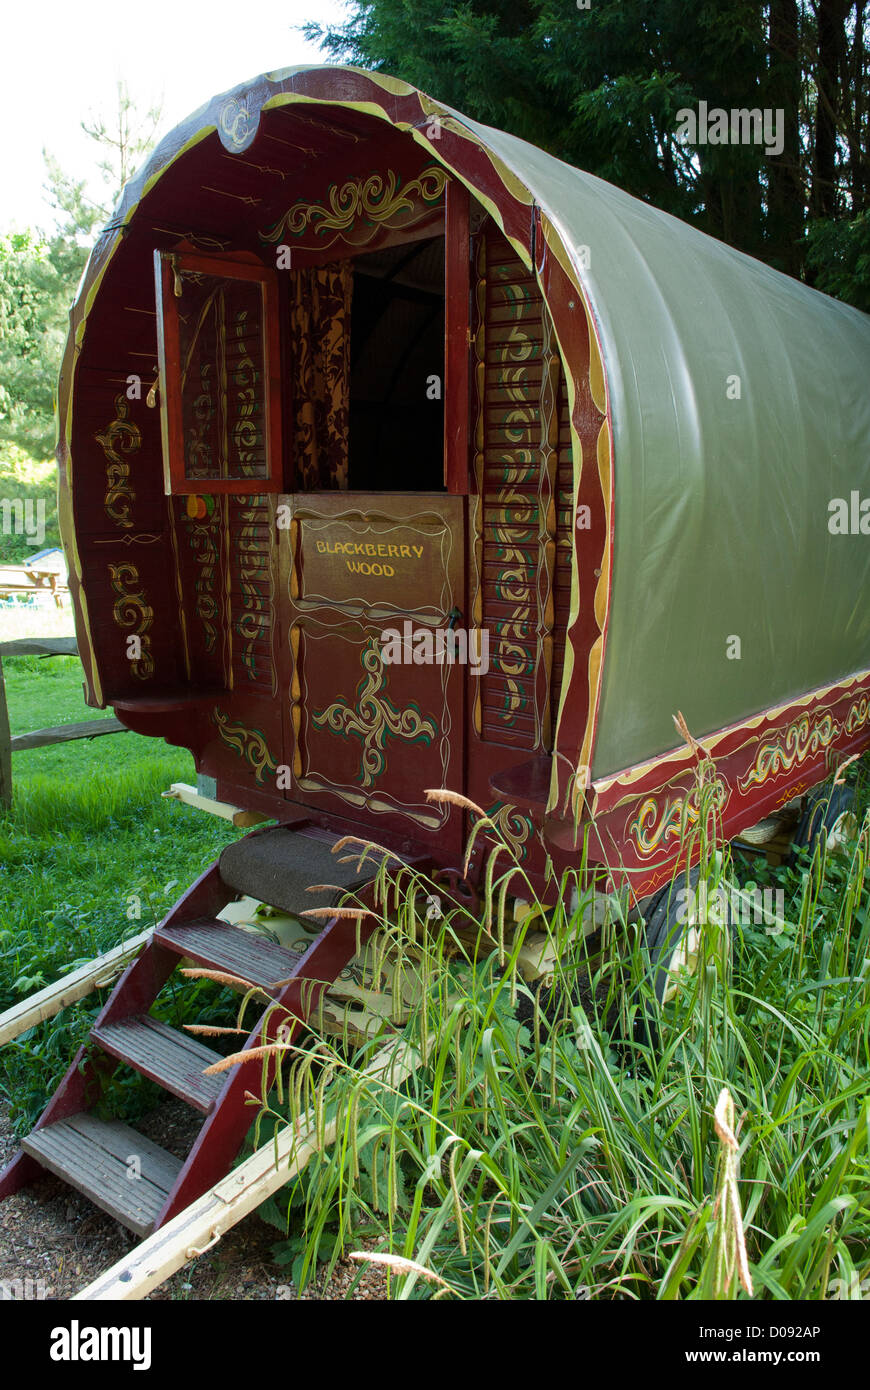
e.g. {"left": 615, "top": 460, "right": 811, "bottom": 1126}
{"left": 347, "top": 235, "right": 446, "bottom": 493}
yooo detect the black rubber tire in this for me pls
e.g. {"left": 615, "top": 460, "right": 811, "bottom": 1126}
{"left": 788, "top": 784, "right": 856, "bottom": 864}
{"left": 517, "top": 869, "right": 729, "bottom": 1048}
{"left": 642, "top": 865, "right": 733, "bottom": 1006}
{"left": 643, "top": 868, "right": 700, "bottom": 1006}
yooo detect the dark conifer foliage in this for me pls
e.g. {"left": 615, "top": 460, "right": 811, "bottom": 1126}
{"left": 306, "top": 0, "right": 870, "bottom": 304}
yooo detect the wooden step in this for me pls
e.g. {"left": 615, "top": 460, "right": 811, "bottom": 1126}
{"left": 21, "top": 1113, "right": 183, "bottom": 1237}
{"left": 91, "top": 1015, "right": 224, "bottom": 1113}
{"left": 154, "top": 918, "right": 302, "bottom": 990}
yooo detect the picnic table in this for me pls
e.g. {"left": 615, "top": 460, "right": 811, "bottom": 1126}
{"left": 0, "top": 564, "right": 69, "bottom": 608}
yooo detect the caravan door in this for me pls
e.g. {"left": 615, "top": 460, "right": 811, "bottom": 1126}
{"left": 282, "top": 492, "right": 466, "bottom": 853}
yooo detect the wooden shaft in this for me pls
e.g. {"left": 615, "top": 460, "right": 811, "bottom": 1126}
{"left": 0, "top": 931, "right": 153, "bottom": 1047}
{"left": 0, "top": 657, "right": 10, "bottom": 810}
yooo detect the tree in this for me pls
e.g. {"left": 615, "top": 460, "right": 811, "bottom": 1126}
{"left": 304, "top": 0, "right": 870, "bottom": 297}
{"left": 0, "top": 230, "right": 68, "bottom": 459}
{"left": 78, "top": 81, "right": 162, "bottom": 216}
{"left": 766, "top": 0, "right": 803, "bottom": 276}
{"left": 0, "top": 85, "right": 162, "bottom": 463}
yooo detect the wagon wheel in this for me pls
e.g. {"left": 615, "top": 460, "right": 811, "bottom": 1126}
{"left": 642, "top": 866, "right": 731, "bottom": 1006}
{"left": 788, "top": 784, "right": 858, "bottom": 864}
{"left": 429, "top": 867, "right": 481, "bottom": 919}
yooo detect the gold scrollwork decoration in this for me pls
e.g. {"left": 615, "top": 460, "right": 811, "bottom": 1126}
{"left": 97, "top": 394, "right": 141, "bottom": 529}
{"left": 182, "top": 502, "right": 221, "bottom": 654}
{"left": 627, "top": 796, "right": 690, "bottom": 859}
{"left": 261, "top": 165, "right": 448, "bottom": 249}
{"left": 212, "top": 707, "right": 278, "bottom": 784}
{"left": 737, "top": 714, "right": 837, "bottom": 793}
{"left": 845, "top": 698, "right": 870, "bottom": 736}
{"left": 232, "top": 309, "right": 259, "bottom": 474}
{"left": 480, "top": 802, "right": 534, "bottom": 862}
{"left": 627, "top": 775, "right": 728, "bottom": 860}
{"left": 220, "top": 97, "right": 251, "bottom": 149}
{"left": 108, "top": 561, "right": 154, "bottom": 680}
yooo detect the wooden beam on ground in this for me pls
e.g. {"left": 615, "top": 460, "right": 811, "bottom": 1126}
{"left": 162, "top": 781, "right": 271, "bottom": 828}
{"left": 0, "top": 637, "right": 78, "bottom": 657}
{"left": 11, "top": 716, "right": 127, "bottom": 751}
{"left": 0, "top": 930, "right": 152, "bottom": 1046}
{"left": 74, "top": 1036, "right": 422, "bottom": 1300}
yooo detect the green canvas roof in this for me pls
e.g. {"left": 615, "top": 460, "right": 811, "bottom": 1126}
{"left": 444, "top": 105, "right": 870, "bottom": 777}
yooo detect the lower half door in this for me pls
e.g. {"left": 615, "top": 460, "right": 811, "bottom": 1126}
{"left": 283, "top": 493, "right": 466, "bottom": 855}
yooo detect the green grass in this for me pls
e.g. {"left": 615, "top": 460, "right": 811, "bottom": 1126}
{"left": 3, "top": 652, "right": 870, "bottom": 1301}
{"left": 254, "top": 760, "right": 870, "bottom": 1301}
{"left": 0, "top": 653, "right": 239, "bottom": 1130}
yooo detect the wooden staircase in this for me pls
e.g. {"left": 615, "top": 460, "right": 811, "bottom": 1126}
{"left": 0, "top": 824, "right": 396, "bottom": 1236}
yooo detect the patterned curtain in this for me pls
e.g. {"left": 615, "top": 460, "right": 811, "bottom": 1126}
{"left": 289, "top": 261, "right": 353, "bottom": 490}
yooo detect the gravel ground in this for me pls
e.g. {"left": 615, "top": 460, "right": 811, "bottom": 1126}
{"left": 0, "top": 1099, "right": 388, "bottom": 1302}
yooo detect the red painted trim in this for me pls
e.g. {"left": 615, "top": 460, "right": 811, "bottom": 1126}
{"left": 444, "top": 178, "right": 471, "bottom": 495}
{"left": 581, "top": 668, "right": 870, "bottom": 898}
{"left": 532, "top": 222, "right": 610, "bottom": 812}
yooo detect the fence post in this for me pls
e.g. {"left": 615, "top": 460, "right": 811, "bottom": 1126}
{"left": 0, "top": 638, "right": 80, "bottom": 808}
{"left": 0, "top": 655, "right": 10, "bottom": 809}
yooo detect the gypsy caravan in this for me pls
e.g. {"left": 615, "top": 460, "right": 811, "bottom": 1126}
{"left": 2, "top": 64, "right": 869, "bottom": 1234}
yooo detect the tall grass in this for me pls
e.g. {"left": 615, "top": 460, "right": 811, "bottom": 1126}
{"left": 253, "top": 762, "right": 870, "bottom": 1300}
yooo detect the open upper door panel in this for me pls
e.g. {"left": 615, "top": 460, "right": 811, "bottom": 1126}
{"left": 154, "top": 249, "right": 283, "bottom": 496}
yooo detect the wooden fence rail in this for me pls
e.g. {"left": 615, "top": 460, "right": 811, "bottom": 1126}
{"left": 0, "top": 637, "right": 128, "bottom": 807}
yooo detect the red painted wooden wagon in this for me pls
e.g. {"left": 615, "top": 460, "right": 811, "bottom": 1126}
{"left": 3, "top": 65, "right": 869, "bottom": 1235}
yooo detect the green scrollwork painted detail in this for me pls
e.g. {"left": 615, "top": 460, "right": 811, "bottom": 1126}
{"left": 313, "top": 638, "right": 437, "bottom": 788}
{"left": 627, "top": 796, "right": 691, "bottom": 859}
{"left": 478, "top": 801, "right": 534, "bottom": 862}
{"left": 627, "top": 777, "right": 729, "bottom": 860}
{"left": 212, "top": 707, "right": 278, "bottom": 784}
{"left": 845, "top": 698, "right": 870, "bottom": 736}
